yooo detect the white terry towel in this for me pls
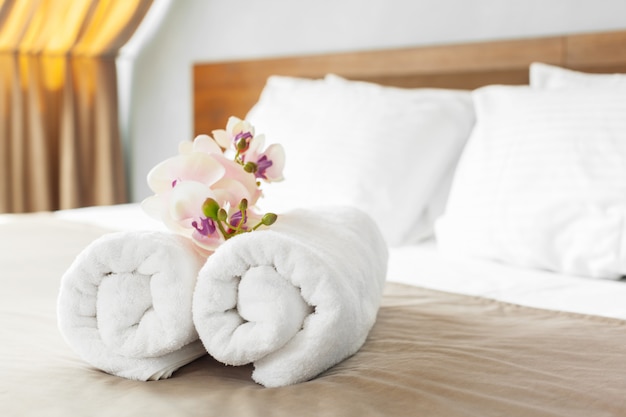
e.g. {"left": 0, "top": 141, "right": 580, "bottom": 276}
{"left": 192, "top": 206, "right": 388, "bottom": 387}
{"left": 57, "top": 231, "right": 207, "bottom": 380}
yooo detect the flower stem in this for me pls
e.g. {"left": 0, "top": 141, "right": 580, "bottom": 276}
{"left": 215, "top": 219, "right": 231, "bottom": 240}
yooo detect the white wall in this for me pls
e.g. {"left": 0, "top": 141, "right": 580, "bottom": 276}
{"left": 121, "top": 0, "right": 626, "bottom": 202}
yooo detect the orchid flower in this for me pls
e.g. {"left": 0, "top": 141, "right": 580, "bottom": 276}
{"left": 142, "top": 117, "right": 281, "bottom": 255}
{"left": 181, "top": 134, "right": 223, "bottom": 155}
{"left": 242, "top": 134, "right": 286, "bottom": 182}
{"left": 212, "top": 116, "right": 255, "bottom": 153}
{"left": 211, "top": 154, "right": 263, "bottom": 206}
{"left": 146, "top": 152, "right": 224, "bottom": 193}
{"left": 142, "top": 181, "right": 224, "bottom": 251}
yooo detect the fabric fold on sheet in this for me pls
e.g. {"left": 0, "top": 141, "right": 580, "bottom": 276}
{"left": 57, "top": 231, "right": 208, "bottom": 380}
{"left": 192, "top": 206, "right": 388, "bottom": 387}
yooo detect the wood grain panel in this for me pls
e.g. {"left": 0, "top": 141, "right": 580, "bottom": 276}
{"left": 565, "top": 29, "right": 626, "bottom": 69}
{"left": 194, "top": 29, "right": 626, "bottom": 135}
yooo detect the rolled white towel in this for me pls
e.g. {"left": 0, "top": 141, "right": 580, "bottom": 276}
{"left": 192, "top": 206, "right": 388, "bottom": 387}
{"left": 57, "top": 231, "right": 207, "bottom": 380}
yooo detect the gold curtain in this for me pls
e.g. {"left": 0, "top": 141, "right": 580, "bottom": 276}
{"left": 0, "top": 0, "right": 152, "bottom": 213}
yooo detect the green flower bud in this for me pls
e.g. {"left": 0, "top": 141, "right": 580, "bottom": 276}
{"left": 243, "top": 162, "right": 257, "bottom": 173}
{"left": 202, "top": 198, "right": 220, "bottom": 220}
{"left": 237, "top": 138, "right": 248, "bottom": 151}
{"left": 238, "top": 198, "right": 248, "bottom": 211}
{"left": 261, "top": 213, "right": 278, "bottom": 226}
{"left": 217, "top": 208, "right": 228, "bottom": 222}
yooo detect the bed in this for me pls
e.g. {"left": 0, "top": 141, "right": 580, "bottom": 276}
{"left": 3, "top": 28, "right": 626, "bottom": 416}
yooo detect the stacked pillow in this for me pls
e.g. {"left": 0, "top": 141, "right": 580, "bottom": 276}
{"left": 530, "top": 62, "right": 626, "bottom": 89}
{"left": 435, "top": 63, "right": 626, "bottom": 279}
{"left": 246, "top": 74, "right": 475, "bottom": 247}
{"left": 246, "top": 64, "right": 626, "bottom": 279}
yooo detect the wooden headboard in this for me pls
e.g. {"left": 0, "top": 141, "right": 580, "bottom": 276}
{"left": 194, "top": 29, "right": 626, "bottom": 135}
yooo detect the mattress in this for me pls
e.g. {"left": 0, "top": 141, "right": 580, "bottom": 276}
{"left": 389, "top": 242, "right": 626, "bottom": 321}
{"left": 2, "top": 206, "right": 626, "bottom": 416}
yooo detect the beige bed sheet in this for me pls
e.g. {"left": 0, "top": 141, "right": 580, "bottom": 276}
{"left": 2, "top": 214, "right": 626, "bottom": 416}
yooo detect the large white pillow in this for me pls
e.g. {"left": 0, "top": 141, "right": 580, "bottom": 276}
{"left": 246, "top": 75, "right": 475, "bottom": 246}
{"left": 530, "top": 62, "right": 626, "bottom": 89}
{"left": 435, "top": 85, "right": 626, "bottom": 279}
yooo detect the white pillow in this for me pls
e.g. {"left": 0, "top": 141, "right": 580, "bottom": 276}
{"left": 435, "top": 85, "right": 626, "bottom": 279}
{"left": 530, "top": 62, "right": 626, "bottom": 89}
{"left": 245, "top": 75, "right": 475, "bottom": 246}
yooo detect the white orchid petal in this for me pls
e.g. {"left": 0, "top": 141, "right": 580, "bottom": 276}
{"left": 226, "top": 116, "right": 243, "bottom": 133}
{"left": 141, "top": 193, "right": 189, "bottom": 235}
{"left": 263, "top": 144, "right": 286, "bottom": 181}
{"left": 163, "top": 214, "right": 192, "bottom": 236}
{"left": 193, "top": 134, "right": 222, "bottom": 154}
{"left": 140, "top": 195, "right": 164, "bottom": 219}
{"left": 245, "top": 134, "right": 265, "bottom": 160}
{"left": 213, "top": 154, "right": 260, "bottom": 198}
{"left": 191, "top": 233, "right": 222, "bottom": 252}
{"left": 212, "top": 129, "right": 232, "bottom": 149}
{"left": 148, "top": 153, "right": 225, "bottom": 193}
{"left": 180, "top": 153, "right": 226, "bottom": 185}
{"left": 178, "top": 141, "right": 193, "bottom": 155}
{"left": 169, "top": 181, "right": 213, "bottom": 220}
{"left": 212, "top": 178, "right": 253, "bottom": 206}
{"left": 146, "top": 157, "right": 181, "bottom": 193}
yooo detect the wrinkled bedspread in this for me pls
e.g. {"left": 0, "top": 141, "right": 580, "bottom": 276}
{"left": 2, "top": 214, "right": 626, "bottom": 417}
